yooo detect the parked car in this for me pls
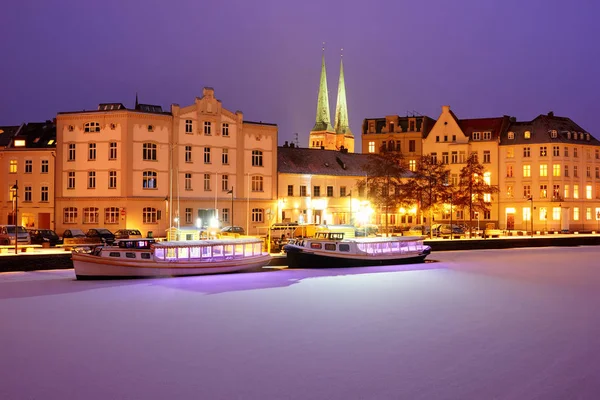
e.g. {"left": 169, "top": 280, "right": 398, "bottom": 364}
{"left": 435, "top": 224, "right": 465, "bottom": 236}
{"left": 114, "top": 229, "right": 143, "bottom": 240}
{"left": 29, "top": 229, "right": 62, "bottom": 246}
{"left": 85, "top": 228, "right": 116, "bottom": 245}
{"left": 404, "top": 225, "right": 431, "bottom": 236}
{"left": 0, "top": 225, "right": 32, "bottom": 245}
{"left": 62, "top": 229, "right": 86, "bottom": 239}
{"left": 220, "top": 226, "right": 245, "bottom": 235}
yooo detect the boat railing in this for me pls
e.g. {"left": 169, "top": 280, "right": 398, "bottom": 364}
{"left": 356, "top": 238, "right": 425, "bottom": 255}
{"left": 153, "top": 240, "right": 265, "bottom": 262}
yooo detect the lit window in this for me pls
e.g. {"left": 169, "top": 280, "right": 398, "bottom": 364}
{"left": 9, "top": 160, "right": 17, "bottom": 173}
{"left": 539, "top": 164, "right": 547, "bottom": 177}
{"left": 586, "top": 185, "right": 592, "bottom": 199}
{"left": 506, "top": 148, "right": 514, "bottom": 158}
{"left": 553, "top": 207, "right": 560, "bottom": 221}
{"left": 143, "top": 171, "right": 157, "bottom": 189}
{"left": 574, "top": 184, "right": 579, "bottom": 199}
{"left": 508, "top": 132, "right": 514, "bottom": 140}
{"left": 524, "top": 131, "right": 531, "bottom": 139}
{"left": 409, "top": 160, "right": 416, "bottom": 171}
{"left": 368, "top": 142, "right": 375, "bottom": 153}
{"left": 553, "top": 164, "right": 560, "bottom": 177}
{"left": 573, "top": 207, "right": 580, "bottom": 221}
{"left": 523, "top": 165, "right": 531, "bottom": 177}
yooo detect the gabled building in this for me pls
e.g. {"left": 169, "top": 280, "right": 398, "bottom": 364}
{"left": 499, "top": 112, "right": 600, "bottom": 232}
{"left": 0, "top": 121, "right": 57, "bottom": 228}
{"left": 422, "top": 106, "right": 510, "bottom": 226}
{"left": 277, "top": 145, "right": 371, "bottom": 225}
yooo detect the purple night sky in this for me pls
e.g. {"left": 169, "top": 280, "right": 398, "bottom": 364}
{"left": 2, "top": 0, "right": 599, "bottom": 151}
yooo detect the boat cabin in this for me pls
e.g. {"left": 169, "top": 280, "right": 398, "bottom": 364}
{"left": 116, "top": 239, "right": 156, "bottom": 249}
{"left": 315, "top": 232, "right": 345, "bottom": 241}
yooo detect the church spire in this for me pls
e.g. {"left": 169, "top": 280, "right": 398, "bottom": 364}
{"left": 135, "top": 92, "right": 139, "bottom": 109}
{"left": 334, "top": 50, "right": 352, "bottom": 136}
{"left": 312, "top": 45, "right": 334, "bottom": 132}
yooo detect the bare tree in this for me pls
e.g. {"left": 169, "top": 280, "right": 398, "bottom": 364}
{"left": 456, "top": 153, "right": 500, "bottom": 237}
{"left": 403, "top": 155, "right": 450, "bottom": 238}
{"left": 357, "top": 149, "right": 409, "bottom": 235}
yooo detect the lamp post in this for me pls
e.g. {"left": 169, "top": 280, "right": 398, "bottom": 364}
{"left": 227, "top": 187, "right": 234, "bottom": 228}
{"left": 444, "top": 183, "right": 453, "bottom": 240}
{"left": 11, "top": 181, "right": 18, "bottom": 254}
{"left": 527, "top": 196, "right": 533, "bottom": 237}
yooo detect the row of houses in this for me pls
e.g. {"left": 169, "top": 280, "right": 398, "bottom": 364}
{"left": 2, "top": 88, "right": 600, "bottom": 236}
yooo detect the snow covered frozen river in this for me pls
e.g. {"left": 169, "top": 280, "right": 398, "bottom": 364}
{"left": 1, "top": 246, "right": 600, "bottom": 399}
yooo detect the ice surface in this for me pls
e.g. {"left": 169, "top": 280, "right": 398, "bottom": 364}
{"left": 1, "top": 247, "right": 600, "bottom": 399}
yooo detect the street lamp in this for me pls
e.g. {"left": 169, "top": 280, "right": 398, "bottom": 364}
{"left": 11, "top": 181, "right": 18, "bottom": 254}
{"left": 444, "top": 183, "right": 453, "bottom": 240}
{"left": 346, "top": 191, "right": 353, "bottom": 225}
{"left": 227, "top": 187, "right": 234, "bottom": 228}
{"left": 527, "top": 196, "right": 534, "bottom": 237}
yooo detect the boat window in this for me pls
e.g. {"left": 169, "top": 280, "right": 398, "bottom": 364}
{"left": 141, "top": 253, "right": 151, "bottom": 259}
{"left": 339, "top": 244, "right": 350, "bottom": 252}
{"left": 109, "top": 252, "right": 120, "bottom": 257}
{"left": 125, "top": 252, "right": 136, "bottom": 258}
{"left": 324, "top": 243, "right": 336, "bottom": 251}
{"left": 310, "top": 243, "right": 322, "bottom": 249}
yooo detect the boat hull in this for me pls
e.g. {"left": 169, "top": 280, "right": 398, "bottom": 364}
{"left": 284, "top": 246, "right": 430, "bottom": 268}
{"left": 72, "top": 253, "right": 271, "bottom": 279}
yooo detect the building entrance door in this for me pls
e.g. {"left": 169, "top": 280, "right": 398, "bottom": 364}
{"left": 506, "top": 214, "right": 515, "bottom": 230}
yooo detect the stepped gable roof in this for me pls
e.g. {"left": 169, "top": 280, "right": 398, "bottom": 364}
{"left": 0, "top": 125, "right": 21, "bottom": 147}
{"left": 501, "top": 113, "right": 600, "bottom": 146}
{"left": 458, "top": 116, "right": 511, "bottom": 141}
{"left": 278, "top": 146, "right": 373, "bottom": 176}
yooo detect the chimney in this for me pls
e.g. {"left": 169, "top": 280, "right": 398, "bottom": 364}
{"left": 548, "top": 111, "right": 554, "bottom": 117}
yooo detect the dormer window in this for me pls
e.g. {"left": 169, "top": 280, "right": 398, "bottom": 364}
{"left": 508, "top": 131, "right": 515, "bottom": 140}
{"left": 579, "top": 132, "right": 584, "bottom": 140}
{"left": 550, "top": 130, "right": 557, "bottom": 138}
{"left": 483, "top": 131, "right": 491, "bottom": 140}
{"left": 84, "top": 122, "right": 100, "bottom": 133}
{"left": 586, "top": 133, "right": 590, "bottom": 141}
{"left": 524, "top": 131, "right": 531, "bottom": 139}
{"left": 472, "top": 132, "right": 481, "bottom": 140}
{"left": 567, "top": 132, "right": 571, "bottom": 139}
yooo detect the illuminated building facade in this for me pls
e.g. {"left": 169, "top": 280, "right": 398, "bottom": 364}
{"left": 0, "top": 122, "right": 56, "bottom": 228}
{"left": 277, "top": 145, "right": 371, "bottom": 225}
{"left": 55, "top": 88, "right": 278, "bottom": 237}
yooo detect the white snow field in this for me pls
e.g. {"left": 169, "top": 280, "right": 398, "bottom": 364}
{"left": 1, "top": 246, "right": 600, "bottom": 400}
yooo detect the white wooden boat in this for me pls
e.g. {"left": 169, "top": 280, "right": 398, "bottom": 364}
{"left": 283, "top": 231, "right": 431, "bottom": 268}
{"left": 72, "top": 238, "right": 271, "bottom": 279}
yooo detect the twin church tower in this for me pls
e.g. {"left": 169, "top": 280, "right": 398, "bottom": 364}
{"left": 308, "top": 47, "right": 354, "bottom": 153}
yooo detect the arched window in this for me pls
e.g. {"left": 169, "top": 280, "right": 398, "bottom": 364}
{"left": 251, "top": 208, "right": 264, "bottom": 223}
{"left": 105, "top": 207, "right": 119, "bottom": 224}
{"left": 143, "top": 171, "right": 157, "bottom": 189}
{"left": 143, "top": 143, "right": 157, "bottom": 161}
{"left": 143, "top": 207, "right": 157, "bottom": 224}
{"left": 83, "top": 207, "right": 99, "bottom": 224}
{"left": 84, "top": 122, "right": 100, "bottom": 133}
{"left": 251, "top": 176, "right": 263, "bottom": 192}
{"left": 63, "top": 207, "right": 78, "bottom": 224}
